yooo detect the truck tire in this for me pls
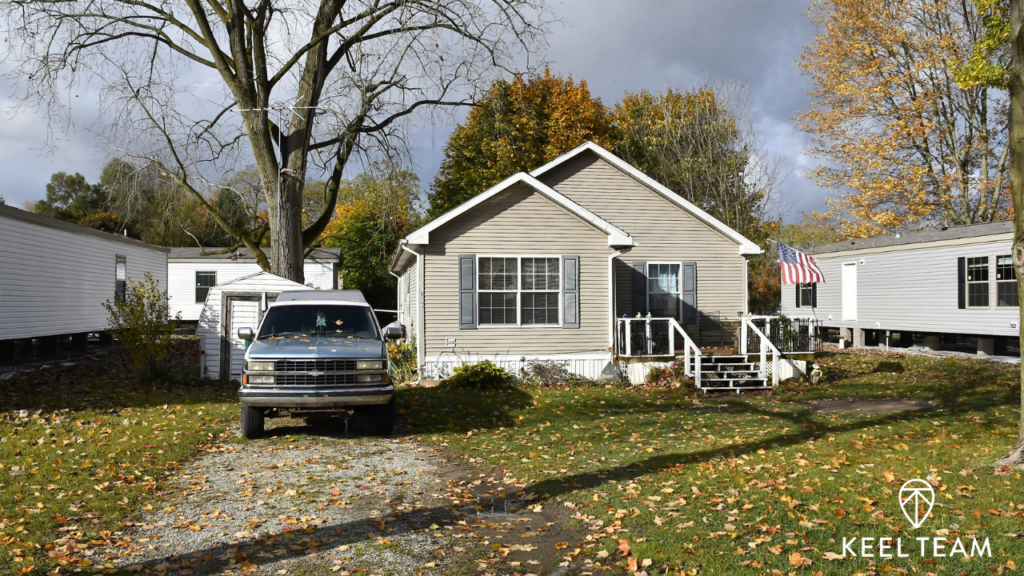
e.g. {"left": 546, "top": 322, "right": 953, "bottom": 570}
{"left": 240, "top": 405, "right": 265, "bottom": 439}
{"left": 372, "top": 397, "right": 396, "bottom": 436}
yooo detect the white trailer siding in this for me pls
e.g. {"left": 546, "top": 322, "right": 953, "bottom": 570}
{"left": 169, "top": 260, "right": 337, "bottom": 321}
{"left": 0, "top": 205, "right": 168, "bottom": 341}
{"left": 195, "top": 272, "right": 308, "bottom": 380}
{"left": 781, "top": 231, "right": 1019, "bottom": 337}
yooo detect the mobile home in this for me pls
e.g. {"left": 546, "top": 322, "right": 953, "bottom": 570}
{"left": 0, "top": 204, "right": 169, "bottom": 358}
{"left": 780, "top": 221, "right": 1018, "bottom": 355}
{"left": 168, "top": 247, "right": 339, "bottom": 321}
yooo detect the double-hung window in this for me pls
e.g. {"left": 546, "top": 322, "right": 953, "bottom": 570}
{"left": 966, "top": 256, "right": 990, "bottom": 308}
{"left": 478, "top": 256, "right": 560, "bottom": 326}
{"left": 647, "top": 263, "right": 681, "bottom": 319}
{"left": 195, "top": 271, "right": 217, "bottom": 303}
{"left": 798, "top": 284, "right": 815, "bottom": 307}
{"left": 996, "top": 255, "right": 1018, "bottom": 307}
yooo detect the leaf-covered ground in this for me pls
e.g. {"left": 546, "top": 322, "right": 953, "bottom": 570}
{"left": 402, "top": 348, "right": 1024, "bottom": 575}
{"left": 3, "top": 344, "right": 1023, "bottom": 575}
{"left": 0, "top": 343, "right": 240, "bottom": 574}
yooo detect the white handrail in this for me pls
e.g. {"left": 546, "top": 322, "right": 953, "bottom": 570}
{"left": 742, "top": 317, "right": 781, "bottom": 388}
{"left": 615, "top": 318, "right": 703, "bottom": 389}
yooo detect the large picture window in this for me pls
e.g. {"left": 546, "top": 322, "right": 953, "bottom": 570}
{"left": 478, "top": 256, "right": 560, "bottom": 326}
{"left": 647, "top": 263, "right": 681, "bottom": 319}
{"left": 996, "top": 254, "right": 1018, "bottom": 307}
{"left": 966, "top": 256, "right": 990, "bottom": 308}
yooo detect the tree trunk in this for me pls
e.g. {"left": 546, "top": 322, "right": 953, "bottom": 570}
{"left": 270, "top": 176, "right": 305, "bottom": 284}
{"left": 1000, "top": 0, "right": 1024, "bottom": 468}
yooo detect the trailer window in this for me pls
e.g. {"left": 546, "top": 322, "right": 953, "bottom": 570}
{"left": 115, "top": 255, "right": 127, "bottom": 301}
{"left": 966, "top": 256, "right": 989, "bottom": 308}
{"left": 996, "top": 255, "right": 1018, "bottom": 307}
{"left": 195, "top": 271, "right": 216, "bottom": 303}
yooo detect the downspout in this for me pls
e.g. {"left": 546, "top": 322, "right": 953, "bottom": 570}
{"left": 400, "top": 242, "right": 424, "bottom": 374}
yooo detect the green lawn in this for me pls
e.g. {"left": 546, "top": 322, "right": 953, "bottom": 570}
{"left": 0, "top": 343, "right": 238, "bottom": 575}
{"left": 401, "top": 349, "right": 1024, "bottom": 575}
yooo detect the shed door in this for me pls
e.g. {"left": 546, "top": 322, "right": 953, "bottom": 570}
{"left": 841, "top": 263, "right": 858, "bottom": 321}
{"left": 223, "top": 297, "right": 260, "bottom": 381}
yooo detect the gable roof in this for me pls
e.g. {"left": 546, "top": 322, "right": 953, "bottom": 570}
{"left": 530, "top": 142, "right": 763, "bottom": 255}
{"left": 807, "top": 220, "right": 1014, "bottom": 256}
{"left": 404, "top": 172, "right": 635, "bottom": 248}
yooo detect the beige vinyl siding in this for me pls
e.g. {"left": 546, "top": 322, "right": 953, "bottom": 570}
{"left": 538, "top": 151, "right": 747, "bottom": 326}
{"left": 780, "top": 238, "right": 1021, "bottom": 337}
{"left": 401, "top": 259, "right": 419, "bottom": 343}
{"left": 0, "top": 210, "right": 168, "bottom": 340}
{"left": 423, "top": 183, "right": 611, "bottom": 356}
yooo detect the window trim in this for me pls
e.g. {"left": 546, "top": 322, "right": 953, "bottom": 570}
{"left": 798, "top": 283, "right": 815, "bottom": 308}
{"left": 646, "top": 261, "right": 683, "bottom": 321}
{"left": 114, "top": 255, "right": 127, "bottom": 301}
{"left": 475, "top": 254, "right": 563, "bottom": 328}
{"left": 965, "top": 254, "right": 992, "bottom": 309}
{"left": 995, "top": 253, "right": 1019, "bottom": 308}
{"left": 195, "top": 270, "right": 217, "bottom": 304}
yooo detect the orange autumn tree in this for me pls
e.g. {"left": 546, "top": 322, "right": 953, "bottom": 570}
{"left": 798, "top": 0, "right": 1011, "bottom": 238}
{"left": 427, "top": 67, "right": 615, "bottom": 218}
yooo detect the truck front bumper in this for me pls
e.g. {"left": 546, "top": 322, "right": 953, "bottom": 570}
{"left": 238, "top": 385, "right": 394, "bottom": 408}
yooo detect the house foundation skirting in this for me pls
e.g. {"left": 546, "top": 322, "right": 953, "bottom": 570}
{"left": 421, "top": 352, "right": 614, "bottom": 381}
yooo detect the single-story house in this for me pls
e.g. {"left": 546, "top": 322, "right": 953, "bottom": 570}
{"left": 168, "top": 247, "right": 339, "bottom": 321}
{"left": 779, "top": 220, "right": 1019, "bottom": 355}
{"left": 390, "top": 141, "right": 762, "bottom": 380}
{"left": 0, "top": 204, "right": 169, "bottom": 358}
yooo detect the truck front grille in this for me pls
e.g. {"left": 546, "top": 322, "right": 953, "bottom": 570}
{"left": 274, "top": 359, "right": 357, "bottom": 372}
{"left": 274, "top": 374, "right": 358, "bottom": 386}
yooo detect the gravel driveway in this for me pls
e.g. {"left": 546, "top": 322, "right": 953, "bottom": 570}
{"left": 94, "top": 417, "right": 584, "bottom": 576}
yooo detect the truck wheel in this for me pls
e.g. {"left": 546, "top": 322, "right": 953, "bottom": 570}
{"left": 372, "top": 397, "right": 396, "bottom": 436}
{"left": 240, "top": 405, "right": 265, "bottom": 439}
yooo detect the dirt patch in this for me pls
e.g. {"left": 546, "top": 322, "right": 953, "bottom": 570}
{"left": 795, "top": 397, "right": 934, "bottom": 415}
{"left": 90, "top": 417, "right": 585, "bottom": 575}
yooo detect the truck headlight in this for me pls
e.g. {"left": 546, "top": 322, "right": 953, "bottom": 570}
{"left": 247, "top": 361, "right": 275, "bottom": 371}
{"left": 249, "top": 375, "right": 275, "bottom": 384}
{"left": 356, "top": 360, "right": 383, "bottom": 370}
{"left": 356, "top": 374, "right": 383, "bottom": 383}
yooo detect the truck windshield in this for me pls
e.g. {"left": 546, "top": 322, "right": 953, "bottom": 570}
{"left": 256, "top": 305, "right": 380, "bottom": 340}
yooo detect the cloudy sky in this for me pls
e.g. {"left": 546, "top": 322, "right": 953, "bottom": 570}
{"left": 0, "top": 0, "right": 823, "bottom": 222}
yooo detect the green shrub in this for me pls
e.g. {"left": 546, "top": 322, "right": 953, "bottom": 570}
{"left": 388, "top": 340, "right": 418, "bottom": 384}
{"left": 102, "top": 272, "right": 180, "bottom": 381}
{"left": 446, "top": 360, "right": 515, "bottom": 389}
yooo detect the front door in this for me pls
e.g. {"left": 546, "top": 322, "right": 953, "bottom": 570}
{"left": 222, "top": 296, "right": 260, "bottom": 381}
{"left": 841, "top": 263, "right": 857, "bottom": 321}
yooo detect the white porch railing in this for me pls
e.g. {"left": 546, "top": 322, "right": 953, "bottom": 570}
{"left": 740, "top": 317, "right": 781, "bottom": 388}
{"left": 616, "top": 317, "right": 702, "bottom": 389}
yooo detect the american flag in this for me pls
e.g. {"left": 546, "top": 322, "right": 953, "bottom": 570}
{"left": 778, "top": 243, "right": 825, "bottom": 285}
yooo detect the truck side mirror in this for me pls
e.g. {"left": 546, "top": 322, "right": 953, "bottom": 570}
{"left": 238, "top": 327, "right": 254, "bottom": 341}
{"left": 383, "top": 322, "right": 403, "bottom": 340}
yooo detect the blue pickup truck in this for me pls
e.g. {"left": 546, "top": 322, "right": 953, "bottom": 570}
{"left": 235, "top": 290, "right": 402, "bottom": 439}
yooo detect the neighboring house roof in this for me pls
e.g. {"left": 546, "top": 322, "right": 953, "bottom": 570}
{"left": 808, "top": 220, "right": 1014, "bottom": 256}
{"left": 0, "top": 203, "right": 170, "bottom": 253}
{"left": 168, "top": 247, "right": 341, "bottom": 262}
{"left": 404, "top": 172, "right": 636, "bottom": 248}
{"left": 530, "top": 141, "right": 763, "bottom": 256}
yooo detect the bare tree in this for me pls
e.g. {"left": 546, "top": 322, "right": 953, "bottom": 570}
{"left": 1, "top": 0, "right": 549, "bottom": 281}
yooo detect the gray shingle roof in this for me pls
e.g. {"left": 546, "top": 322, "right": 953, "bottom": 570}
{"left": 168, "top": 247, "right": 340, "bottom": 262}
{"left": 807, "top": 220, "right": 1014, "bottom": 255}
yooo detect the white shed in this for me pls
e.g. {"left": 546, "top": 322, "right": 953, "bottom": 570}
{"left": 195, "top": 271, "right": 308, "bottom": 381}
{"left": 168, "top": 247, "right": 339, "bottom": 321}
{"left": 0, "top": 204, "right": 169, "bottom": 349}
